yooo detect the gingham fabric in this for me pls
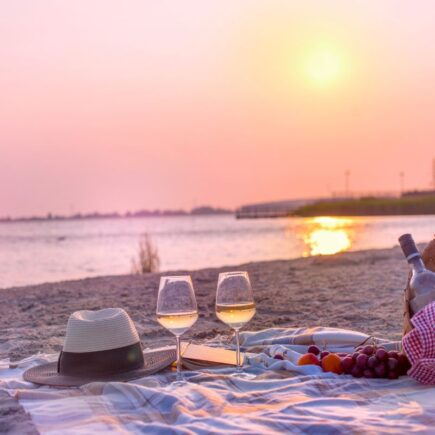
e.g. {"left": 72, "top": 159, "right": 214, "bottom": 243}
{"left": 402, "top": 302, "right": 435, "bottom": 385}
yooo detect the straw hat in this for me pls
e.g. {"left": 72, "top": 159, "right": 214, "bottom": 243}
{"left": 23, "top": 308, "right": 175, "bottom": 387}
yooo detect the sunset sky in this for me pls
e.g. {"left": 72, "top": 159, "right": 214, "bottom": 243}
{"left": 1, "top": 1, "right": 435, "bottom": 216}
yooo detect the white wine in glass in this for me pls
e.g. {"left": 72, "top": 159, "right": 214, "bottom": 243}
{"left": 156, "top": 311, "right": 198, "bottom": 336}
{"left": 215, "top": 302, "right": 256, "bottom": 329}
{"left": 156, "top": 276, "right": 198, "bottom": 385}
{"left": 216, "top": 271, "right": 256, "bottom": 379}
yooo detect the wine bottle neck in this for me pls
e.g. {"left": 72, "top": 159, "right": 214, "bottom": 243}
{"left": 408, "top": 255, "right": 426, "bottom": 273}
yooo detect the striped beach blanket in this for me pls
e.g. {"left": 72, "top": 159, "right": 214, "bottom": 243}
{"left": 1, "top": 327, "right": 434, "bottom": 434}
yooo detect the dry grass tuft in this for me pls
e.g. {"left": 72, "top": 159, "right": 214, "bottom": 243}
{"left": 131, "top": 233, "right": 160, "bottom": 274}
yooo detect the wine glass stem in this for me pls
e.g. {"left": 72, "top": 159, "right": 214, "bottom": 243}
{"left": 176, "top": 335, "right": 183, "bottom": 382}
{"left": 235, "top": 329, "right": 242, "bottom": 373}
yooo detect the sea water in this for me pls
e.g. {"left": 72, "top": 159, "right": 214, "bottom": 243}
{"left": 1, "top": 214, "right": 434, "bottom": 288}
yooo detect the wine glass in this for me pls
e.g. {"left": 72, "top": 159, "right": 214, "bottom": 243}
{"left": 156, "top": 275, "right": 198, "bottom": 385}
{"left": 216, "top": 271, "right": 256, "bottom": 379}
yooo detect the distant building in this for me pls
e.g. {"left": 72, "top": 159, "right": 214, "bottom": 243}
{"left": 236, "top": 198, "right": 323, "bottom": 218}
{"left": 402, "top": 189, "right": 435, "bottom": 198}
{"left": 331, "top": 190, "right": 398, "bottom": 199}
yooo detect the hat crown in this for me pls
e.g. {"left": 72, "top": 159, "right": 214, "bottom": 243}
{"left": 63, "top": 308, "right": 140, "bottom": 353}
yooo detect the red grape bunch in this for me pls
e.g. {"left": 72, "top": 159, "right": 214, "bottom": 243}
{"left": 280, "top": 344, "right": 411, "bottom": 379}
{"left": 339, "top": 345, "right": 411, "bottom": 379}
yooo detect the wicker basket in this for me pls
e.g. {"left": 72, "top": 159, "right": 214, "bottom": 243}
{"left": 403, "top": 236, "right": 435, "bottom": 336}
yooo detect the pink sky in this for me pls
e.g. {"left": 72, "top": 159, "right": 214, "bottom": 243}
{"left": 1, "top": 1, "right": 435, "bottom": 216}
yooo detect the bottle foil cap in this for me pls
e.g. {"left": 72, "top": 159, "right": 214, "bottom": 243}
{"left": 398, "top": 234, "right": 420, "bottom": 261}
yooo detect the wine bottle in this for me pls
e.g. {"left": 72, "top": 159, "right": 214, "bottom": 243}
{"left": 399, "top": 233, "right": 435, "bottom": 314}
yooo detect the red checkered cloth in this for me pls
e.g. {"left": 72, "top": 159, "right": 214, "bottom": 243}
{"left": 402, "top": 301, "right": 435, "bottom": 385}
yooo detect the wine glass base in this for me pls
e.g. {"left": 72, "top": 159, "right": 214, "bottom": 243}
{"left": 171, "top": 378, "right": 188, "bottom": 387}
{"left": 230, "top": 371, "right": 256, "bottom": 380}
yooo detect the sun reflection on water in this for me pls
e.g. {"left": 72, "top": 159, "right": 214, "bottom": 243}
{"left": 300, "top": 217, "right": 354, "bottom": 256}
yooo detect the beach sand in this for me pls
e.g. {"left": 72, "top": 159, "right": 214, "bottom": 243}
{"left": 0, "top": 246, "right": 409, "bottom": 361}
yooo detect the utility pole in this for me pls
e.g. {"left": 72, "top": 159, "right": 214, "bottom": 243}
{"left": 345, "top": 170, "right": 350, "bottom": 197}
{"left": 399, "top": 171, "right": 405, "bottom": 196}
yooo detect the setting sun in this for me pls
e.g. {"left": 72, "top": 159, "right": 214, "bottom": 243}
{"left": 305, "top": 48, "right": 342, "bottom": 86}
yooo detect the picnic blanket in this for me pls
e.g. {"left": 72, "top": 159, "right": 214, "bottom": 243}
{"left": 1, "top": 327, "right": 434, "bottom": 434}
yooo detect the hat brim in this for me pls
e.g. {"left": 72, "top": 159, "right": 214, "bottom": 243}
{"left": 23, "top": 348, "right": 176, "bottom": 387}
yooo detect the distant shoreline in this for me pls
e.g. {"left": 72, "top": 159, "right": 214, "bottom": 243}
{"left": 0, "top": 206, "right": 234, "bottom": 224}
{"left": 292, "top": 195, "right": 435, "bottom": 217}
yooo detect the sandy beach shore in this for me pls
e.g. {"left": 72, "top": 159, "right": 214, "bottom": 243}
{"left": 0, "top": 246, "right": 409, "bottom": 361}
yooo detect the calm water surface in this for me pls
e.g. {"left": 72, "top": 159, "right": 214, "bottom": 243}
{"left": 1, "top": 215, "right": 434, "bottom": 288}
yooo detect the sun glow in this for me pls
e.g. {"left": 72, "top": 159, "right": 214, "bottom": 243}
{"left": 305, "top": 48, "right": 342, "bottom": 87}
{"left": 300, "top": 217, "right": 354, "bottom": 256}
{"left": 305, "top": 229, "right": 351, "bottom": 256}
